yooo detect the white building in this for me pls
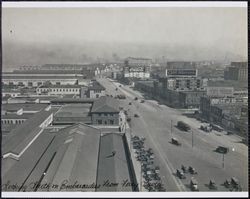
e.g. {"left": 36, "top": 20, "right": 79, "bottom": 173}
{"left": 36, "top": 85, "right": 83, "bottom": 96}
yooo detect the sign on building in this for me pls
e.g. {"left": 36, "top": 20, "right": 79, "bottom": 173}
{"left": 166, "top": 69, "right": 197, "bottom": 77}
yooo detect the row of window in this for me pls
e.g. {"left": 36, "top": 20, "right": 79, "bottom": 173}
{"left": 98, "top": 113, "right": 114, "bottom": 116}
{"left": 97, "top": 119, "right": 114, "bottom": 125}
{"left": 39, "top": 88, "right": 79, "bottom": 92}
{"left": 1, "top": 119, "right": 25, "bottom": 125}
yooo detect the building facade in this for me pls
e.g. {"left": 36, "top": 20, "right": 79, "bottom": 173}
{"left": 224, "top": 62, "right": 248, "bottom": 81}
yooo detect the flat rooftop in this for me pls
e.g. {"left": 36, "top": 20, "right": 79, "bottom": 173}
{"left": 55, "top": 104, "right": 92, "bottom": 118}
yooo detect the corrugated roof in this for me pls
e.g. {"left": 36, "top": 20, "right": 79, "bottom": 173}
{"left": 40, "top": 123, "right": 101, "bottom": 191}
{"left": 96, "top": 133, "right": 132, "bottom": 191}
{"left": 91, "top": 96, "right": 120, "bottom": 113}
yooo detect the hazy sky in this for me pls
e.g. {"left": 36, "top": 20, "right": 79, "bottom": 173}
{"left": 2, "top": 7, "right": 248, "bottom": 68}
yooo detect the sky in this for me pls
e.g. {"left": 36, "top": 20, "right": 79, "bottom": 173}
{"left": 2, "top": 6, "right": 248, "bottom": 69}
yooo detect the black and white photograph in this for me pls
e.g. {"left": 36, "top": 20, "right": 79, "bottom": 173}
{"left": 1, "top": 1, "right": 248, "bottom": 198}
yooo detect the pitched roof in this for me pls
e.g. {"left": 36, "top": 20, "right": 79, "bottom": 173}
{"left": 2, "top": 109, "right": 55, "bottom": 155}
{"left": 91, "top": 96, "right": 120, "bottom": 113}
{"left": 96, "top": 133, "right": 133, "bottom": 191}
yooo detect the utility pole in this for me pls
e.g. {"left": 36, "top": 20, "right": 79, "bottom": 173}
{"left": 192, "top": 130, "right": 194, "bottom": 148}
{"left": 171, "top": 120, "right": 173, "bottom": 134}
{"left": 222, "top": 153, "right": 225, "bottom": 168}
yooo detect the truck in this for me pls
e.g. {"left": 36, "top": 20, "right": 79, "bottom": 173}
{"left": 177, "top": 121, "right": 191, "bottom": 131}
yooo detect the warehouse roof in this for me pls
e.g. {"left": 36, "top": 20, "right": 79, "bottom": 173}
{"left": 96, "top": 133, "right": 132, "bottom": 191}
{"left": 38, "top": 84, "right": 83, "bottom": 88}
{"left": 2, "top": 103, "right": 48, "bottom": 112}
{"left": 2, "top": 76, "right": 78, "bottom": 79}
{"left": 39, "top": 123, "right": 101, "bottom": 191}
{"left": 91, "top": 96, "right": 119, "bottom": 113}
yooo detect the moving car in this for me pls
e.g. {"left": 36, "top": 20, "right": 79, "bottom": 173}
{"left": 177, "top": 121, "right": 191, "bottom": 131}
{"left": 171, "top": 138, "right": 181, "bottom": 146}
{"left": 216, "top": 146, "right": 229, "bottom": 154}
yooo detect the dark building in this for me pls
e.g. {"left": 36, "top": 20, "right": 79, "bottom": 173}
{"left": 224, "top": 62, "right": 248, "bottom": 81}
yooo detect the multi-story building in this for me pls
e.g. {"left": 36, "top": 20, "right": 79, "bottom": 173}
{"left": 224, "top": 62, "right": 248, "bottom": 81}
{"left": 123, "top": 57, "right": 151, "bottom": 79}
{"left": 90, "top": 96, "right": 126, "bottom": 131}
{"left": 86, "top": 81, "right": 106, "bottom": 98}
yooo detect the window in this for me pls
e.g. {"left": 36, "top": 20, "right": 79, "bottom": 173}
{"left": 28, "top": 82, "right": 33, "bottom": 87}
{"left": 104, "top": 121, "right": 107, "bottom": 125}
{"left": 97, "top": 120, "right": 102, "bottom": 124}
{"left": 110, "top": 113, "right": 113, "bottom": 116}
{"left": 109, "top": 120, "right": 114, "bottom": 125}
{"left": 56, "top": 82, "right": 60, "bottom": 85}
{"left": 98, "top": 113, "right": 102, "bottom": 116}
{"left": 104, "top": 113, "right": 108, "bottom": 116}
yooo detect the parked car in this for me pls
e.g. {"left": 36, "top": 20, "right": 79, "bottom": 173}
{"left": 134, "top": 97, "right": 138, "bottom": 100}
{"left": 209, "top": 180, "right": 217, "bottom": 190}
{"left": 181, "top": 165, "right": 188, "bottom": 173}
{"left": 140, "top": 100, "right": 145, "bottom": 103}
{"left": 126, "top": 117, "right": 131, "bottom": 122}
{"left": 224, "top": 179, "right": 231, "bottom": 188}
{"left": 188, "top": 166, "right": 197, "bottom": 174}
{"left": 134, "top": 114, "right": 139, "bottom": 118}
{"left": 190, "top": 178, "right": 199, "bottom": 191}
{"left": 211, "top": 124, "right": 224, "bottom": 132}
{"left": 176, "top": 169, "right": 186, "bottom": 179}
{"left": 200, "top": 124, "right": 212, "bottom": 132}
{"left": 129, "top": 102, "right": 132, "bottom": 105}
{"left": 231, "top": 177, "right": 240, "bottom": 188}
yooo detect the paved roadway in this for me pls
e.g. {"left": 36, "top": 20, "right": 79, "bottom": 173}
{"left": 97, "top": 77, "right": 248, "bottom": 192}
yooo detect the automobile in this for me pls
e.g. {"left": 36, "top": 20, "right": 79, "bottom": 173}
{"left": 208, "top": 180, "right": 217, "bottom": 190}
{"left": 231, "top": 177, "right": 240, "bottom": 188}
{"left": 200, "top": 124, "right": 212, "bottom": 132}
{"left": 140, "top": 100, "right": 145, "bottom": 103}
{"left": 190, "top": 178, "right": 199, "bottom": 191}
{"left": 211, "top": 124, "right": 224, "bottom": 132}
{"left": 119, "top": 85, "right": 122, "bottom": 87}
{"left": 129, "top": 102, "right": 132, "bottom": 105}
{"left": 188, "top": 166, "right": 197, "bottom": 174}
{"left": 227, "top": 131, "right": 234, "bottom": 135}
{"left": 177, "top": 121, "right": 191, "bottom": 131}
{"left": 115, "top": 88, "right": 118, "bottom": 91}
{"left": 171, "top": 138, "right": 181, "bottom": 146}
{"left": 134, "top": 114, "right": 139, "bottom": 117}
{"left": 224, "top": 179, "right": 231, "bottom": 188}
{"left": 181, "top": 165, "right": 188, "bottom": 173}
{"left": 176, "top": 169, "right": 186, "bottom": 179}
{"left": 134, "top": 97, "right": 138, "bottom": 100}
{"left": 216, "top": 146, "right": 229, "bottom": 154}
{"left": 126, "top": 117, "right": 131, "bottom": 122}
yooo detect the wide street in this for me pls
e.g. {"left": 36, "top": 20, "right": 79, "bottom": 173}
{"left": 98, "top": 77, "right": 248, "bottom": 192}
